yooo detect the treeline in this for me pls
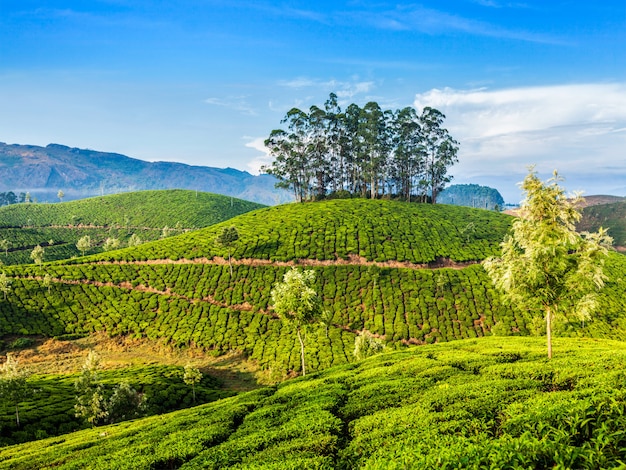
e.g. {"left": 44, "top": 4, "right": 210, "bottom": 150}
{"left": 0, "top": 192, "right": 33, "bottom": 206}
{"left": 262, "top": 93, "right": 459, "bottom": 203}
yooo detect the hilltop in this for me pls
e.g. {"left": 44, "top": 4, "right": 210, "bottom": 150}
{"left": 0, "top": 142, "right": 291, "bottom": 206}
{"left": 0, "top": 190, "right": 264, "bottom": 265}
{"left": 2, "top": 336, "right": 626, "bottom": 469}
{"left": 579, "top": 199, "right": 626, "bottom": 250}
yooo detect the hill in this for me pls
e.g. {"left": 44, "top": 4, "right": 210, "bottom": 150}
{"left": 438, "top": 184, "right": 505, "bottom": 210}
{"left": 579, "top": 200, "right": 626, "bottom": 250}
{"left": 2, "top": 336, "right": 626, "bottom": 469}
{"left": 2, "top": 199, "right": 625, "bottom": 379}
{"left": 0, "top": 142, "right": 291, "bottom": 206}
{"left": 0, "top": 190, "right": 264, "bottom": 265}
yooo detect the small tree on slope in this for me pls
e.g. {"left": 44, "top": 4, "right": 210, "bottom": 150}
{"left": 483, "top": 168, "right": 612, "bottom": 359}
{"left": 0, "top": 354, "right": 31, "bottom": 427}
{"left": 271, "top": 268, "right": 321, "bottom": 376}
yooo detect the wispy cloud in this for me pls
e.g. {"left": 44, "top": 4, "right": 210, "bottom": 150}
{"left": 278, "top": 77, "right": 376, "bottom": 100}
{"left": 346, "top": 5, "right": 567, "bottom": 45}
{"left": 205, "top": 96, "right": 257, "bottom": 116}
{"left": 414, "top": 83, "right": 626, "bottom": 199}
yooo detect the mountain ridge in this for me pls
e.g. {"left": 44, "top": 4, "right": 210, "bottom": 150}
{"left": 0, "top": 142, "right": 291, "bottom": 206}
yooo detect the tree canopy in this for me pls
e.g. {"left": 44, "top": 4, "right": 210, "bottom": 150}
{"left": 263, "top": 93, "right": 459, "bottom": 203}
{"left": 483, "top": 168, "right": 612, "bottom": 358}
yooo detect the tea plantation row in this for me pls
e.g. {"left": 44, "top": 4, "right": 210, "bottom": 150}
{"left": 0, "top": 364, "right": 231, "bottom": 446}
{"left": 5, "top": 252, "right": 626, "bottom": 374}
{"left": 0, "top": 190, "right": 263, "bottom": 231}
{"left": 0, "top": 190, "right": 264, "bottom": 265}
{"left": 2, "top": 337, "right": 626, "bottom": 469}
{"left": 80, "top": 199, "right": 513, "bottom": 265}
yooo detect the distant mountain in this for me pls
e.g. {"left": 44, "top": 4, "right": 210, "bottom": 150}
{"left": 438, "top": 184, "right": 505, "bottom": 211}
{"left": 0, "top": 142, "right": 292, "bottom": 205}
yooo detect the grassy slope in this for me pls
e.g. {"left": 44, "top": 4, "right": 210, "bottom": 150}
{"left": 81, "top": 199, "right": 513, "bottom": 264}
{"left": 579, "top": 200, "right": 626, "bottom": 248}
{"left": 2, "top": 336, "right": 626, "bottom": 469}
{"left": 0, "top": 190, "right": 264, "bottom": 265}
{"left": 2, "top": 199, "right": 626, "bottom": 377}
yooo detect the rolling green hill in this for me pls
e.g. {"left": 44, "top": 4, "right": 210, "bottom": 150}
{"left": 579, "top": 200, "right": 626, "bottom": 249}
{"left": 2, "top": 336, "right": 626, "bottom": 469}
{"left": 2, "top": 199, "right": 625, "bottom": 379}
{"left": 0, "top": 190, "right": 264, "bottom": 265}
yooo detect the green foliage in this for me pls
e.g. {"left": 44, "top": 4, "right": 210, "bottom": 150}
{"left": 0, "top": 363, "right": 230, "bottom": 446}
{"left": 183, "top": 365, "right": 203, "bottom": 404}
{"left": 3, "top": 338, "right": 626, "bottom": 468}
{"left": 76, "top": 235, "right": 92, "bottom": 257}
{"left": 484, "top": 169, "right": 613, "bottom": 358}
{"left": 271, "top": 268, "right": 322, "bottom": 376}
{"left": 29, "top": 245, "right": 44, "bottom": 265}
{"left": 74, "top": 351, "right": 108, "bottom": 427}
{"left": 353, "top": 331, "right": 385, "bottom": 360}
{"left": 579, "top": 200, "right": 626, "bottom": 247}
{"left": 0, "top": 190, "right": 264, "bottom": 265}
{"left": 0, "top": 272, "right": 10, "bottom": 299}
{"left": 83, "top": 199, "right": 512, "bottom": 265}
{"left": 0, "top": 353, "right": 32, "bottom": 427}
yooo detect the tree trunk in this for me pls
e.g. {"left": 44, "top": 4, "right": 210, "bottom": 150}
{"left": 228, "top": 248, "right": 233, "bottom": 277}
{"left": 15, "top": 405, "right": 20, "bottom": 427}
{"left": 546, "top": 306, "right": 552, "bottom": 359}
{"left": 297, "top": 327, "right": 306, "bottom": 376}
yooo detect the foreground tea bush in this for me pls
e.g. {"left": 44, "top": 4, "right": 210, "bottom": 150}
{"left": 2, "top": 337, "right": 626, "bottom": 469}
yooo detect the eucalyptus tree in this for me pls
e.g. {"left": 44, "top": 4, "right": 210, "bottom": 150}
{"left": 76, "top": 235, "right": 91, "bottom": 256}
{"left": 358, "top": 102, "right": 391, "bottom": 199}
{"left": 419, "top": 107, "right": 459, "bottom": 204}
{"left": 483, "top": 169, "right": 613, "bottom": 359}
{"left": 323, "top": 93, "right": 346, "bottom": 193}
{"left": 390, "top": 107, "right": 425, "bottom": 201}
{"left": 216, "top": 226, "right": 239, "bottom": 276}
{"left": 264, "top": 108, "right": 314, "bottom": 202}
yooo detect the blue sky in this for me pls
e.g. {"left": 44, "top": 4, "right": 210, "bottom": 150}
{"left": 1, "top": 1, "right": 625, "bottom": 202}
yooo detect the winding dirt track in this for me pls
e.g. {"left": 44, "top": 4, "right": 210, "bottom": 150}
{"left": 90, "top": 254, "right": 480, "bottom": 270}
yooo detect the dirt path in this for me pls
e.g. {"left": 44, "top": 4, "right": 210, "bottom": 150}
{"left": 22, "top": 275, "right": 277, "bottom": 317}
{"left": 90, "top": 254, "right": 479, "bottom": 270}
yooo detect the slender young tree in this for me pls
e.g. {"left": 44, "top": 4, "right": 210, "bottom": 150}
{"left": 74, "top": 351, "right": 108, "bottom": 427}
{"left": 271, "top": 268, "right": 321, "bottom": 376}
{"left": 215, "top": 226, "right": 239, "bottom": 277}
{"left": 183, "top": 364, "right": 203, "bottom": 404}
{"left": 30, "top": 245, "right": 44, "bottom": 265}
{"left": 0, "top": 239, "right": 9, "bottom": 257}
{"left": 0, "top": 272, "right": 11, "bottom": 300}
{"left": 0, "top": 354, "right": 31, "bottom": 427}
{"left": 483, "top": 168, "right": 613, "bottom": 359}
{"left": 76, "top": 236, "right": 91, "bottom": 257}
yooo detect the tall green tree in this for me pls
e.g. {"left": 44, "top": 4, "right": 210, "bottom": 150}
{"left": 270, "top": 268, "right": 321, "bottom": 376}
{"left": 483, "top": 169, "right": 613, "bottom": 359}
{"left": 420, "top": 107, "right": 459, "bottom": 204}
{"left": 216, "top": 226, "right": 239, "bottom": 277}
{"left": 0, "top": 354, "right": 32, "bottom": 427}
{"left": 74, "top": 351, "right": 108, "bottom": 427}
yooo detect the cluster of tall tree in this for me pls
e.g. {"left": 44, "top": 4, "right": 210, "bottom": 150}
{"left": 0, "top": 192, "right": 31, "bottom": 206}
{"left": 262, "top": 93, "right": 459, "bottom": 203}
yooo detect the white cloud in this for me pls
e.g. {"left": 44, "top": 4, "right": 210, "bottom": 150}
{"left": 245, "top": 136, "right": 272, "bottom": 174}
{"left": 414, "top": 83, "right": 626, "bottom": 200}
